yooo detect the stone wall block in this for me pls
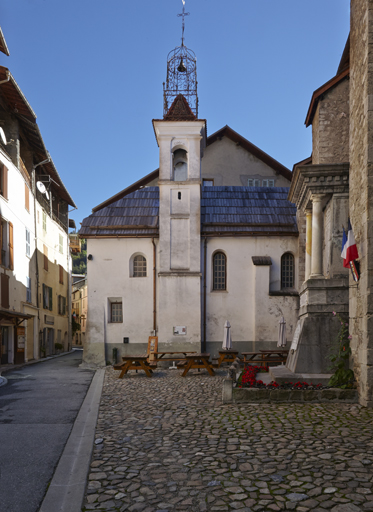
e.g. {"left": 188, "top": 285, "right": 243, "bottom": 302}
{"left": 320, "top": 388, "right": 339, "bottom": 400}
{"left": 269, "top": 390, "right": 290, "bottom": 402}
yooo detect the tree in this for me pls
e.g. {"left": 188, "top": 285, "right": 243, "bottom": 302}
{"left": 72, "top": 239, "right": 87, "bottom": 275}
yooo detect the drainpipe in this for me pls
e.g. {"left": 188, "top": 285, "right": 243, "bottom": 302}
{"left": 202, "top": 237, "right": 207, "bottom": 353}
{"left": 152, "top": 238, "right": 157, "bottom": 334}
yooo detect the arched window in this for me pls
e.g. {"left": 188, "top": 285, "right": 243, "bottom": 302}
{"left": 133, "top": 255, "right": 147, "bottom": 277}
{"left": 213, "top": 252, "right": 226, "bottom": 290}
{"left": 281, "top": 253, "right": 294, "bottom": 289}
{"left": 173, "top": 148, "right": 188, "bottom": 181}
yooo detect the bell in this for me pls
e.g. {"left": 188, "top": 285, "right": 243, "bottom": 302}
{"left": 177, "top": 58, "right": 187, "bottom": 73}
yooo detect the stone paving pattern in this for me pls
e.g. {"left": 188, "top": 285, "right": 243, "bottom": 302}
{"left": 82, "top": 367, "right": 373, "bottom": 512}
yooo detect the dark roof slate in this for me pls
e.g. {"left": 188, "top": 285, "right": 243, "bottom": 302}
{"left": 164, "top": 94, "right": 196, "bottom": 121}
{"left": 201, "top": 186, "right": 297, "bottom": 234}
{"left": 80, "top": 186, "right": 297, "bottom": 237}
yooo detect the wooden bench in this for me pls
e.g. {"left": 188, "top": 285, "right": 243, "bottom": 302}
{"left": 181, "top": 353, "right": 215, "bottom": 377}
{"left": 242, "top": 350, "right": 288, "bottom": 368}
{"left": 212, "top": 349, "right": 240, "bottom": 368}
{"left": 114, "top": 356, "right": 153, "bottom": 378}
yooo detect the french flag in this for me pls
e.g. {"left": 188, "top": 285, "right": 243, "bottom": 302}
{"left": 341, "top": 219, "right": 359, "bottom": 268}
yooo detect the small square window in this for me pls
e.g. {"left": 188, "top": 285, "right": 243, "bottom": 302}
{"left": 203, "top": 179, "right": 214, "bottom": 186}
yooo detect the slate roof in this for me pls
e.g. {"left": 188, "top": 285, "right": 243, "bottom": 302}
{"left": 201, "top": 187, "right": 298, "bottom": 234}
{"left": 80, "top": 186, "right": 297, "bottom": 237}
{"left": 80, "top": 188, "right": 160, "bottom": 237}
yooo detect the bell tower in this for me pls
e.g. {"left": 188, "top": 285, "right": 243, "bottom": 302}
{"left": 153, "top": 0, "right": 206, "bottom": 349}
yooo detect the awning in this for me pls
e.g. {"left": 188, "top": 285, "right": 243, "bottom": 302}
{"left": 0, "top": 310, "right": 33, "bottom": 326}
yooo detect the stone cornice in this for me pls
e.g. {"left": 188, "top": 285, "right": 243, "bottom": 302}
{"left": 288, "top": 163, "right": 349, "bottom": 211}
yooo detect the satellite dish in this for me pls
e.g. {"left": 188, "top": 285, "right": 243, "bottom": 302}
{"left": 0, "top": 128, "right": 7, "bottom": 145}
{"left": 37, "top": 181, "right": 47, "bottom": 194}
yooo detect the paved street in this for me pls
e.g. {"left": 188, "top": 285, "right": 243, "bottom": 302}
{"left": 84, "top": 367, "right": 373, "bottom": 512}
{"left": 0, "top": 350, "right": 94, "bottom": 512}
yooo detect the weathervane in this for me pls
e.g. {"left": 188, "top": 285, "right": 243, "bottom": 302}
{"left": 163, "top": 0, "right": 198, "bottom": 118}
{"left": 177, "top": 0, "right": 190, "bottom": 46}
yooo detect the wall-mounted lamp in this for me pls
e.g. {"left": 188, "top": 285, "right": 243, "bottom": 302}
{"left": 88, "top": 254, "right": 93, "bottom": 261}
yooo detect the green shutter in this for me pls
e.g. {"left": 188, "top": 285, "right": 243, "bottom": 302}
{"left": 49, "top": 286, "right": 53, "bottom": 311}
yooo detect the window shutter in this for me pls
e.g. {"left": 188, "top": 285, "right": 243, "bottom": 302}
{"left": 59, "top": 264, "right": 63, "bottom": 284}
{"left": 8, "top": 222, "right": 13, "bottom": 270}
{"left": 3, "top": 166, "right": 8, "bottom": 200}
{"left": 0, "top": 219, "right": 3, "bottom": 266}
{"left": 44, "top": 244, "right": 48, "bottom": 271}
{"left": 63, "top": 296, "right": 66, "bottom": 315}
{"left": 25, "top": 184, "right": 30, "bottom": 211}
{"left": 1, "top": 273, "right": 9, "bottom": 308}
{"left": 49, "top": 286, "right": 53, "bottom": 311}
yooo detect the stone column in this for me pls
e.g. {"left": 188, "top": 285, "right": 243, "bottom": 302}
{"left": 305, "top": 209, "right": 312, "bottom": 281}
{"left": 310, "top": 194, "right": 324, "bottom": 278}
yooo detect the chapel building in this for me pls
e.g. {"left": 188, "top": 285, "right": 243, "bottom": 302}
{"left": 80, "top": 13, "right": 301, "bottom": 366}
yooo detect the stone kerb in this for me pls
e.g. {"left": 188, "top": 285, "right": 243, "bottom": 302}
{"left": 222, "top": 379, "right": 358, "bottom": 404}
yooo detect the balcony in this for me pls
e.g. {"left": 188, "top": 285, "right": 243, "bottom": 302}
{"left": 69, "top": 234, "right": 81, "bottom": 254}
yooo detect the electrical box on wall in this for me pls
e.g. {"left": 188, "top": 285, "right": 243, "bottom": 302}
{"left": 173, "top": 326, "right": 186, "bottom": 335}
{"left": 123, "top": 337, "right": 129, "bottom": 344}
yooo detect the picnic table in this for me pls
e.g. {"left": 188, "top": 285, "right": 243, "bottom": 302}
{"left": 212, "top": 349, "right": 240, "bottom": 368}
{"left": 153, "top": 351, "right": 197, "bottom": 363}
{"left": 114, "top": 356, "right": 154, "bottom": 378}
{"left": 181, "top": 353, "right": 216, "bottom": 377}
{"left": 242, "top": 349, "right": 288, "bottom": 367}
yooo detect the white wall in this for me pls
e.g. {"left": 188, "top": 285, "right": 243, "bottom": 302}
{"left": 205, "top": 236, "right": 299, "bottom": 344}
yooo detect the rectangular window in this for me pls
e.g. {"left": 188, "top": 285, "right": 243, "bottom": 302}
{"left": 42, "top": 211, "right": 47, "bottom": 232}
{"left": 0, "top": 163, "right": 8, "bottom": 200}
{"left": 1, "top": 272, "right": 9, "bottom": 308}
{"left": 26, "top": 276, "right": 31, "bottom": 303}
{"left": 59, "top": 234, "right": 63, "bottom": 254}
{"left": 111, "top": 302, "right": 123, "bottom": 323}
{"left": 248, "top": 179, "right": 261, "bottom": 187}
{"left": 43, "top": 244, "right": 48, "bottom": 271}
{"left": 202, "top": 179, "right": 214, "bottom": 186}
{"left": 25, "top": 183, "right": 30, "bottom": 211}
{"left": 8, "top": 222, "right": 13, "bottom": 270}
{"left": 26, "top": 228, "right": 31, "bottom": 257}
{"left": 58, "top": 295, "right": 66, "bottom": 315}
{"left": 59, "top": 264, "right": 63, "bottom": 284}
{"left": 262, "top": 179, "right": 275, "bottom": 187}
{"left": 43, "top": 284, "right": 53, "bottom": 311}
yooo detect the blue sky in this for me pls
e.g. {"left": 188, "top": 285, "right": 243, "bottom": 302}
{"left": 2, "top": 1, "right": 350, "bottom": 228}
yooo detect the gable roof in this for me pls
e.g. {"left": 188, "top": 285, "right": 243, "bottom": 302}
{"left": 0, "top": 27, "right": 9, "bottom": 56}
{"left": 337, "top": 34, "right": 350, "bottom": 75}
{"left": 305, "top": 67, "right": 350, "bottom": 127}
{"left": 206, "top": 126, "right": 292, "bottom": 181}
{"left": 91, "top": 125, "right": 292, "bottom": 213}
{"left": 164, "top": 94, "right": 196, "bottom": 121}
{"left": 80, "top": 186, "right": 297, "bottom": 238}
{"left": 0, "top": 67, "right": 76, "bottom": 206}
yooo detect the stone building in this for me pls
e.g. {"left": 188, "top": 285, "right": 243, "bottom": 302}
{"left": 80, "top": 22, "right": 302, "bottom": 366}
{"left": 285, "top": 0, "right": 373, "bottom": 406}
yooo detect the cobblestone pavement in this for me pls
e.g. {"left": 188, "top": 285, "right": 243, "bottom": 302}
{"left": 82, "top": 367, "right": 373, "bottom": 512}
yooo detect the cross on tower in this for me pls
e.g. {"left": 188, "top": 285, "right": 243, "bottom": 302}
{"left": 177, "top": 0, "right": 190, "bottom": 46}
